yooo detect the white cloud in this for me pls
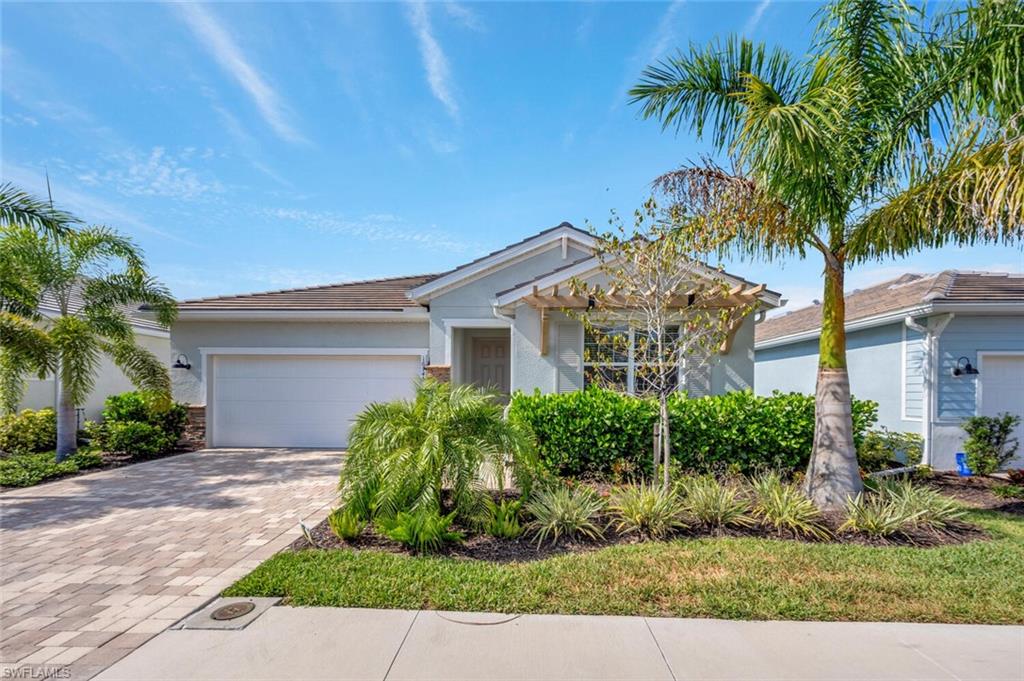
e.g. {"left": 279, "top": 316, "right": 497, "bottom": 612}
{"left": 611, "top": 0, "right": 686, "bottom": 112}
{"left": 742, "top": 0, "right": 772, "bottom": 36}
{"left": 174, "top": 3, "right": 306, "bottom": 144}
{"left": 2, "top": 113, "right": 39, "bottom": 127}
{"left": 406, "top": 1, "right": 460, "bottom": 121}
{"left": 444, "top": 2, "right": 485, "bottom": 32}
{"left": 77, "top": 147, "right": 224, "bottom": 200}
{"left": 260, "top": 207, "right": 471, "bottom": 253}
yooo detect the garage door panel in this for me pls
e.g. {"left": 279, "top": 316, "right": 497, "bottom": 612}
{"left": 211, "top": 354, "right": 420, "bottom": 448}
{"left": 979, "top": 354, "right": 1024, "bottom": 468}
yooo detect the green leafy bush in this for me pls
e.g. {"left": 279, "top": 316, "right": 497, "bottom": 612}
{"left": 608, "top": 482, "right": 686, "bottom": 539}
{"left": 376, "top": 510, "right": 463, "bottom": 553}
{"left": 992, "top": 484, "right": 1024, "bottom": 499}
{"left": 876, "top": 478, "right": 966, "bottom": 530}
{"left": 840, "top": 494, "right": 922, "bottom": 538}
{"left": 0, "top": 409, "right": 57, "bottom": 455}
{"left": 508, "top": 388, "right": 877, "bottom": 478}
{"left": 0, "top": 450, "right": 102, "bottom": 487}
{"left": 962, "top": 413, "right": 1021, "bottom": 474}
{"left": 524, "top": 485, "right": 605, "bottom": 546}
{"left": 750, "top": 472, "right": 829, "bottom": 539}
{"left": 678, "top": 475, "right": 754, "bottom": 530}
{"left": 88, "top": 391, "right": 187, "bottom": 457}
{"left": 327, "top": 508, "right": 365, "bottom": 540}
{"left": 857, "top": 428, "right": 923, "bottom": 472}
{"left": 480, "top": 498, "right": 524, "bottom": 539}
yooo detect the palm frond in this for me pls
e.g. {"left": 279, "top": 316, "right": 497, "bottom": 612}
{"left": 0, "top": 182, "right": 79, "bottom": 238}
{"left": 50, "top": 316, "right": 100, "bottom": 406}
{"left": 0, "top": 348, "right": 32, "bottom": 414}
{"left": 0, "top": 311, "right": 55, "bottom": 379}
{"left": 102, "top": 339, "right": 172, "bottom": 398}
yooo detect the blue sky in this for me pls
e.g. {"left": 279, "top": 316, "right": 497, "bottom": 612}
{"left": 2, "top": 1, "right": 1020, "bottom": 312}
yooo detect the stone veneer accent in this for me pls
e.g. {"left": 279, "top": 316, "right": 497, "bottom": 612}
{"left": 424, "top": 365, "right": 451, "bottom": 382}
{"left": 183, "top": 406, "right": 206, "bottom": 450}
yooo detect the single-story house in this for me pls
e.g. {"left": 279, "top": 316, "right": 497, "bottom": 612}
{"left": 755, "top": 271, "right": 1024, "bottom": 470}
{"left": 166, "top": 223, "right": 780, "bottom": 448}
{"left": 19, "top": 285, "right": 171, "bottom": 421}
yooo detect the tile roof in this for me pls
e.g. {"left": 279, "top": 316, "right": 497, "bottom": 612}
{"left": 39, "top": 282, "right": 168, "bottom": 332}
{"left": 756, "top": 271, "right": 1024, "bottom": 344}
{"left": 174, "top": 274, "right": 436, "bottom": 311}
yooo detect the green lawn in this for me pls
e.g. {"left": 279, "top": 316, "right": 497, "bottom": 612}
{"left": 225, "top": 510, "right": 1024, "bottom": 624}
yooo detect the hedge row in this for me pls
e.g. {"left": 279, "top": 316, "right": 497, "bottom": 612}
{"left": 507, "top": 388, "right": 878, "bottom": 478}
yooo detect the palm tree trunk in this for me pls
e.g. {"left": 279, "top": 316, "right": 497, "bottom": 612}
{"left": 803, "top": 261, "right": 863, "bottom": 511}
{"left": 55, "top": 375, "right": 77, "bottom": 462}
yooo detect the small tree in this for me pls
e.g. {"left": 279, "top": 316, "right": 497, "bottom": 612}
{"left": 570, "top": 200, "right": 760, "bottom": 486}
{"left": 962, "top": 413, "right": 1021, "bottom": 475}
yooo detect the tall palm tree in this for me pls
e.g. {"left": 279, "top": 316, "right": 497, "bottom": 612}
{"left": 1, "top": 191, "right": 176, "bottom": 460}
{"left": 629, "top": 0, "right": 1024, "bottom": 509}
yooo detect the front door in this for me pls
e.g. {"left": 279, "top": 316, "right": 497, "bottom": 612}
{"left": 471, "top": 337, "right": 511, "bottom": 394}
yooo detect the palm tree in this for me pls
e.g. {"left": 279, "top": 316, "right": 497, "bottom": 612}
{"left": 339, "top": 377, "right": 538, "bottom": 521}
{"left": 1, "top": 193, "right": 176, "bottom": 460}
{"left": 629, "top": 0, "right": 1024, "bottom": 509}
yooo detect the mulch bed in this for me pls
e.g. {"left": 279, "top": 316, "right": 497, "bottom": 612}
{"left": 292, "top": 506, "right": 987, "bottom": 563}
{"left": 924, "top": 472, "right": 1024, "bottom": 516}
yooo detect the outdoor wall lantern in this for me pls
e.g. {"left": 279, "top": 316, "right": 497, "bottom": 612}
{"left": 951, "top": 356, "right": 979, "bottom": 377}
{"left": 172, "top": 353, "right": 192, "bottom": 370}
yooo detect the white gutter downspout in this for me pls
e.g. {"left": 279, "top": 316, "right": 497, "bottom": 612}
{"left": 904, "top": 313, "right": 954, "bottom": 466}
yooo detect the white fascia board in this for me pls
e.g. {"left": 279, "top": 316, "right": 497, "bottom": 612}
{"left": 755, "top": 301, "right": 1024, "bottom": 351}
{"left": 408, "top": 227, "right": 597, "bottom": 302}
{"left": 174, "top": 309, "right": 430, "bottom": 322}
{"left": 199, "top": 347, "right": 429, "bottom": 357}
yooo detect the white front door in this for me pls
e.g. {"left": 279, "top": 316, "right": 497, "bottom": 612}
{"left": 979, "top": 354, "right": 1024, "bottom": 467}
{"left": 471, "top": 337, "right": 510, "bottom": 394}
{"left": 210, "top": 354, "right": 421, "bottom": 448}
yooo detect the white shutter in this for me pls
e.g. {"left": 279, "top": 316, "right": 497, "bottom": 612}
{"left": 557, "top": 323, "right": 583, "bottom": 393}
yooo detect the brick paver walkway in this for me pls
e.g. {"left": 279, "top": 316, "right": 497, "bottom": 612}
{"left": 0, "top": 448, "right": 340, "bottom": 680}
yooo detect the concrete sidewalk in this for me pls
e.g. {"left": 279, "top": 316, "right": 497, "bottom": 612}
{"left": 95, "top": 605, "right": 1023, "bottom": 681}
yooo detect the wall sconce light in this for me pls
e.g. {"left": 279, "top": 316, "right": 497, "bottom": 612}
{"left": 172, "top": 353, "right": 191, "bottom": 370}
{"left": 951, "top": 356, "right": 979, "bottom": 377}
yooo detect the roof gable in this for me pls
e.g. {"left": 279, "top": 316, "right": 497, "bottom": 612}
{"left": 407, "top": 222, "right": 596, "bottom": 302}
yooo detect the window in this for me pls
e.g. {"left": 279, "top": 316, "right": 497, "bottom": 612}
{"left": 583, "top": 325, "right": 681, "bottom": 394}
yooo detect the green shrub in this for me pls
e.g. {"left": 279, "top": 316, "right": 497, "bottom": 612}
{"left": 0, "top": 450, "right": 102, "bottom": 487}
{"left": 876, "top": 478, "right": 967, "bottom": 530}
{"left": 508, "top": 388, "right": 877, "bottom": 478}
{"left": 992, "top": 484, "right": 1024, "bottom": 499}
{"left": 749, "top": 472, "right": 829, "bottom": 539}
{"left": 507, "top": 389, "right": 656, "bottom": 477}
{"left": 839, "top": 494, "right": 922, "bottom": 538}
{"left": 678, "top": 475, "right": 754, "bottom": 530}
{"left": 327, "top": 508, "right": 365, "bottom": 540}
{"left": 857, "top": 428, "right": 923, "bottom": 472}
{"left": 962, "top": 413, "right": 1021, "bottom": 474}
{"left": 480, "top": 498, "right": 524, "bottom": 539}
{"left": 608, "top": 482, "right": 686, "bottom": 539}
{"left": 94, "top": 421, "right": 172, "bottom": 457}
{"left": 524, "top": 485, "right": 605, "bottom": 546}
{"left": 376, "top": 510, "right": 463, "bottom": 553}
{"left": 0, "top": 409, "right": 57, "bottom": 455}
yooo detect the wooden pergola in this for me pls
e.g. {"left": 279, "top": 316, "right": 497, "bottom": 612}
{"left": 520, "top": 283, "right": 767, "bottom": 355}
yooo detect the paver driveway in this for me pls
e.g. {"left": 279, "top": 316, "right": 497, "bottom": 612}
{"left": 0, "top": 448, "right": 341, "bottom": 681}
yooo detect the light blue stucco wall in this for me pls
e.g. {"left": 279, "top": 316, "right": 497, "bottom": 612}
{"left": 755, "top": 321, "right": 921, "bottom": 433}
{"left": 935, "top": 315, "right": 1024, "bottom": 420}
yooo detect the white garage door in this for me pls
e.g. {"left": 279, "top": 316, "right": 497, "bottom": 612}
{"left": 210, "top": 354, "right": 421, "bottom": 448}
{"left": 979, "top": 354, "right": 1024, "bottom": 467}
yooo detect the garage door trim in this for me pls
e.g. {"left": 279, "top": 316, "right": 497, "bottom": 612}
{"left": 201, "top": 347, "right": 427, "bottom": 448}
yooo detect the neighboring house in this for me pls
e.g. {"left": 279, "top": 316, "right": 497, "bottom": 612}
{"left": 18, "top": 285, "right": 171, "bottom": 421}
{"left": 755, "top": 271, "right": 1024, "bottom": 470}
{"left": 166, "top": 223, "right": 780, "bottom": 448}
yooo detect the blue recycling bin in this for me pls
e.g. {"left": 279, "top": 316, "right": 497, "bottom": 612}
{"left": 956, "top": 452, "right": 973, "bottom": 477}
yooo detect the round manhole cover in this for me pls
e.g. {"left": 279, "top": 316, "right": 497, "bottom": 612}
{"left": 210, "top": 602, "right": 256, "bottom": 621}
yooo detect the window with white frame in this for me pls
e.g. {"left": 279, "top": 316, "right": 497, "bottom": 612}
{"left": 583, "top": 325, "right": 681, "bottom": 394}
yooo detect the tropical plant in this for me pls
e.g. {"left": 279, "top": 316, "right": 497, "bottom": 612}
{"left": 840, "top": 493, "right": 922, "bottom": 538}
{"left": 857, "top": 429, "right": 924, "bottom": 472}
{"left": 376, "top": 510, "right": 463, "bottom": 553}
{"left": 876, "top": 478, "right": 966, "bottom": 531}
{"left": 608, "top": 482, "right": 687, "bottom": 539}
{"left": 678, "top": 475, "right": 753, "bottom": 530}
{"left": 630, "top": 0, "right": 1024, "bottom": 509}
{"left": 750, "top": 472, "right": 830, "bottom": 539}
{"left": 0, "top": 449, "right": 103, "bottom": 488}
{"left": 86, "top": 391, "right": 187, "bottom": 457}
{"left": 962, "top": 413, "right": 1021, "bottom": 474}
{"left": 524, "top": 485, "right": 605, "bottom": 547}
{"left": 0, "top": 191, "right": 176, "bottom": 460}
{"left": 339, "top": 378, "right": 538, "bottom": 522}
{"left": 480, "top": 497, "right": 524, "bottom": 539}
{"left": 0, "top": 408, "right": 57, "bottom": 455}
{"left": 327, "top": 507, "right": 366, "bottom": 541}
